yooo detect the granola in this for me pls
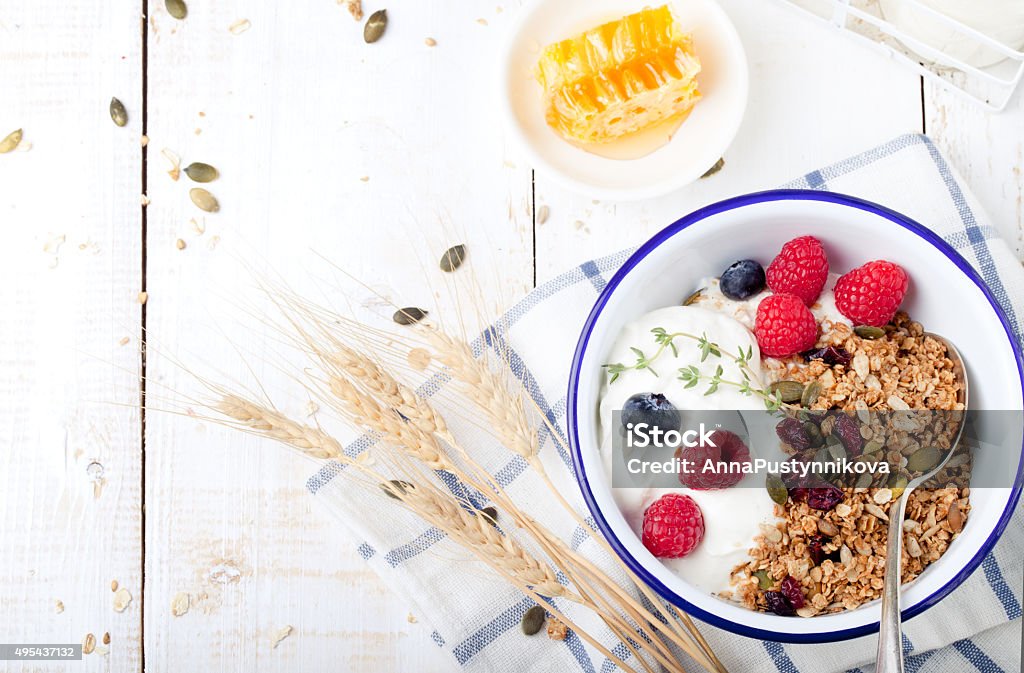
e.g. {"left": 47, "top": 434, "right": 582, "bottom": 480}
{"left": 733, "top": 312, "right": 970, "bottom": 615}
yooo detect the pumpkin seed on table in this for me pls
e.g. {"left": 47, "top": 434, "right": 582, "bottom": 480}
{"left": 439, "top": 244, "right": 466, "bottom": 272}
{"left": 380, "top": 479, "right": 413, "bottom": 500}
{"left": 700, "top": 157, "right": 725, "bottom": 178}
{"left": 767, "top": 381, "right": 804, "bottom": 404}
{"left": 0, "top": 129, "right": 23, "bottom": 154}
{"left": 854, "top": 325, "right": 886, "bottom": 340}
{"left": 521, "top": 605, "right": 546, "bottom": 635}
{"left": 189, "top": 188, "right": 219, "bottom": 212}
{"left": 183, "top": 162, "right": 219, "bottom": 183}
{"left": 109, "top": 98, "right": 128, "bottom": 127}
{"left": 166, "top": 0, "right": 187, "bottom": 20}
{"left": 393, "top": 307, "right": 427, "bottom": 325}
{"left": 765, "top": 473, "right": 788, "bottom": 505}
{"left": 479, "top": 506, "right": 498, "bottom": 526}
{"left": 364, "top": 9, "right": 387, "bottom": 43}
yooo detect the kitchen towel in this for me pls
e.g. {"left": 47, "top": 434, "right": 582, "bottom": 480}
{"left": 308, "top": 133, "right": 1023, "bottom": 673}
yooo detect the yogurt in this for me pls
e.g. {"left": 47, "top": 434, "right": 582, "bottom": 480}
{"left": 598, "top": 305, "right": 778, "bottom": 593}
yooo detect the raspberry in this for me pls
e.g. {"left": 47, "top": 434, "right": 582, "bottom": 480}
{"left": 676, "top": 429, "right": 750, "bottom": 490}
{"left": 641, "top": 493, "right": 705, "bottom": 558}
{"left": 754, "top": 293, "right": 818, "bottom": 358}
{"left": 766, "top": 236, "right": 829, "bottom": 305}
{"left": 834, "top": 260, "right": 909, "bottom": 327}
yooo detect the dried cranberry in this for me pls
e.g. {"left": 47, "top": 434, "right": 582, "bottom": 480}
{"left": 806, "top": 483, "right": 844, "bottom": 511}
{"left": 780, "top": 576, "right": 805, "bottom": 609}
{"left": 807, "top": 534, "right": 825, "bottom": 566}
{"left": 776, "top": 417, "right": 811, "bottom": 452}
{"left": 764, "top": 591, "right": 796, "bottom": 616}
{"left": 803, "top": 345, "right": 852, "bottom": 367}
{"left": 831, "top": 413, "right": 863, "bottom": 456}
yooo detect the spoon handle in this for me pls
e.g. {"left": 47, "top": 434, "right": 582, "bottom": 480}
{"left": 876, "top": 492, "right": 908, "bottom": 673}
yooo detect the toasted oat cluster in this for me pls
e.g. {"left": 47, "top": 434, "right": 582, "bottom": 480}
{"left": 729, "top": 486, "right": 969, "bottom": 616}
{"left": 768, "top": 313, "right": 964, "bottom": 411}
{"left": 729, "top": 312, "right": 970, "bottom": 616}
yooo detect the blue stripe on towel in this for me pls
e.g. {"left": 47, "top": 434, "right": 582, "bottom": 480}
{"left": 983, "top": 551, "right": 1023, "bottom": 620}
{"left": 764, "top": 641, "right": 799, "bottom": 673}
{"left": 580, "top": 260, "right": 607, "bottom": 293}
{"left": 953, "top": 638, "right": 1006, "bottom": 673}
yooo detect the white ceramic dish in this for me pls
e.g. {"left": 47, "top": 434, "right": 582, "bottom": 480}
{"left": 567, "top": 190, "right": 1024, "bottom": 642}
{"left": 500, "top": 0, "right": 748, "bottom": 201}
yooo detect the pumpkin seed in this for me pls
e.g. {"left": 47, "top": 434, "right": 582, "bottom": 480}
{"left": 863, "top": 438, "right": 885, "bottom": 454}
{"left": 888, "top": 473, "right": 908, "bottom": 499}
{"left": 380, "top": 479, "right": 413, "bottom": 500}
{"left": 166, "top": 0, "right": 187, "bottom": 19}
{"left": 803, "top": 421, "right": 824, "bottom": 447}
{"left": 682, "top": 288, "right": 704, "bottom": 306}
{"left": 521, "top": 605, "right": 546, "bottom": 635}
{"left": 109, "top": 98, "right": 128, "bottom": 127}
{"left": 183, "top": 162, "right": 219, "bottom": 183}
{"left": 393, "top": 307, "right": 427, "bottom": 325}
{"left": 189, "top": 187, "right": 220, "bottom": 212}
{"left": 439, "top": 244, "right": 466, "bottom": 272}
{"left": 700, "top": 157, "right": 725, "bottom": 178}
{"left": 800, "top": 380, "right": 822, "bottom": 408}
{"left": 753, "top": 569, "right": 774, "bottom": 590}
{"left": 364, "top": 9, "right": 387, "bottom": 43}
{"left": 854, "top": 325, "right": 886, "bottom": 340}
{"left": 766, "top": 473, "right": 788, "bottom": 505}
{"left": 768, "top": 380, "right": 804, "bottom": 404}
{"left": 907, "top": 446, "right": 942, "bottom": 472}
{"left": 480, "top": 506, "right": 498, "bottom": 526}
{"left": 0, "top": 128, "right": 22, "bottom": 154}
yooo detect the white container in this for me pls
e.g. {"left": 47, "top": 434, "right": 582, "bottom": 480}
{"left": 879, "top": 0, "right": 1024, "bottom": 67}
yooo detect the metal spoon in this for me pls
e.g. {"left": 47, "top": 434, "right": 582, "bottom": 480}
{"left": 876, "top": 333, "right": 969, "bottom": 673}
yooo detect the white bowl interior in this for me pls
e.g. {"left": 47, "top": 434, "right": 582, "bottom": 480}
{"left": 574, "top": 196, "right": 1022, "bottom": 637}
{"left": 500, "top": 0, "right": 748, "bottom": 200}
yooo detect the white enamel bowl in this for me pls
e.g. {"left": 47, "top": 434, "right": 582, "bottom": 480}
{"left": 567, "top": 190, "right": 1024, "bottom": 642}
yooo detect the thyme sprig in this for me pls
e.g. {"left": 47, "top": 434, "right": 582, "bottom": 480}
{"left": 603, "top": 326, "right": 784, "bottom": 411}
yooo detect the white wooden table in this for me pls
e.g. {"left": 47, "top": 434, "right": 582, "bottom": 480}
{"left": 1, "top": 0, "right": 1021, "bottom": 670}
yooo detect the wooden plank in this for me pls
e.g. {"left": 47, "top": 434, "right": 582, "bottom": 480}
{"left": 532, "top": 0, "right": 924, "bottom": 282}
{"left": 142, "top": 0, "right": 528, "bottom": 670}
{"left": 0, "top": 1, "right": 143, "bottom": 670}
{"left": 925, "top": 82, "right": 1024, "bottom": 259}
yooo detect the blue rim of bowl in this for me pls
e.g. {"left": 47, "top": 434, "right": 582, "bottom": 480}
{"left": 566, "top": 188, "right": 1024, "bottom": 643}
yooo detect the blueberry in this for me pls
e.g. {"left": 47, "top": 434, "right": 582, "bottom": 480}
{"left": 621, "top": 393, "right": 680, "bottom": 434}
{"left": 719, "top": 259, "right": 766, "bottom": 300}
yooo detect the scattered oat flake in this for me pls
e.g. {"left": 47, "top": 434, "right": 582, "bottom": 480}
{"left": 546, "top": 617, "right": 568, "bottom": 640}
{"left": 424, "top": 37, "right": 437, "bottom": 46}
{"left": 138, "top": 291, "right": 149, "bottom": 304}
{"left": 119, "top": 336, "right": 130, "bottom": 346}
{"left": 407, "top": 612, "right": 417, "bottom": 623}
{"left": 190, "top": 218, "right": 206, "bottom": 235}
{"left": 359, "top": 175, "right": 369, "bottom": 182}
{"left": 162, "top": 148, "right": 181, "bottom": 181}
{"left": 229, "top": 18, "right": 251, "bottom": 34}
{"left": 208, "top": 235, "right": 221, "bottom": 250}
{"left": 271, "top": 625, "right": 293, "bottom": 649}
{"left": 476, "top": 18, "right": 488, "bottom": 25}
{"left": 43, "top": 233, "right": 66, "bottom": 254}
{"left": 95, "top": 645, "right": 109, "bottom": 656}
{"left": 111, "top": 580, "right": 119, "bottom": 592}
{"left": 83, "top": 633, "right": 96, "bottom": 655}
{"left": 194, "top": 128, "right": 202, "bottom": 135}
{"left": 140, "top": 194, "right": 151, "bottom": 206}
{"left": 171, "top": 592, "right": 190, "bottom": 617}
{"left": 407, "top": 347, "right": 431, "bottom": 371}
{"left": 176, "top": 238, "right": 186, "bottom": 250}
{"left": 113, "top": 587, "right": 132, "bottom": 612}
{"left": 342, "top": 0, "right": 363, "bottom": 20}
{"left": 574, "top": 220, "right": 584, "bottom": 231}
{"left": 140, "top": 134, "right": 149, "bottom": 147}
{"left": 209, "top": 561, "right": 241, "bottom": 584}
{"left": 55, "top": 600, "right": 64, "bottom": 614}
{"left": 536, "top": 205, "right": 550, "bottom": 224}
